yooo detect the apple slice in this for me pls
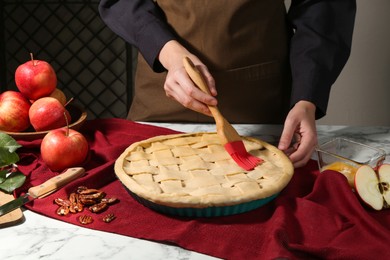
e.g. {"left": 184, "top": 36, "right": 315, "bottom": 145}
{"left": 355, "top": 164, "right": 390, "bottom": 210}
{"left": 355, "top": 165, "right": 383, "bottom": 210}
{"left": 378, "top": 164, "right": 390, "bottom": 207}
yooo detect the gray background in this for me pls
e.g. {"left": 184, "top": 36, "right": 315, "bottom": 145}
{"left": 315, "top": 0, "right": 390, "bottom": 126}
{"left": 285, "top": 0, "right": 390, "bottom": 126}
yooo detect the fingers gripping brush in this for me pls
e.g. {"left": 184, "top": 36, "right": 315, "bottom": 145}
{"left": 183, "top": 56, "right": 263, "bottom": 171}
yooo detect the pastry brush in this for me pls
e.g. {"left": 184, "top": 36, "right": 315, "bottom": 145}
{"left": 183, "top": 56, "right": 263, "bottom": 170}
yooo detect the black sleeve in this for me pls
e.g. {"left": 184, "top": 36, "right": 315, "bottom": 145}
{"left": 98, "top": 0, "right": 177, "bottom": 72}
{"left": 287, "top": 0, "right": 356, "bottom": 119}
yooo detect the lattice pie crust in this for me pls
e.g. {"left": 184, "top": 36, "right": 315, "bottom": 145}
{"left": 115, "top": 132, "right": 294, "bottom": 208}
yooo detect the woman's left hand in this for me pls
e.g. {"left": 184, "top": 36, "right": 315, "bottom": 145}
{"left": 278, "top": 101, "right": 318, "bottom": 168}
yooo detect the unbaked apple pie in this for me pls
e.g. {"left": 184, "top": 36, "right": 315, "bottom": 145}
{"left": 115, "top": 132, "right": 294, "bottom": 216}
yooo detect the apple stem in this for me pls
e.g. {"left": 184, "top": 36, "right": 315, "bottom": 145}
{"left": 64, "top": 112, "right": 70, "bottom": 137}
{"left": 30, "top": 53, "right": 36, "bottom": 66}
{"left": 64, "top": 97, "right": 74, "bottom": 107}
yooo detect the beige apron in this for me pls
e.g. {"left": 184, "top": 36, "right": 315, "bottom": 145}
{"left": 128, "top": 0, "right": 292, "bottom": 123}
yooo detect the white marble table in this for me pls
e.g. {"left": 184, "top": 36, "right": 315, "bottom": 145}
{"left": 1, "top": 123, "right": 389, "bottom": 260}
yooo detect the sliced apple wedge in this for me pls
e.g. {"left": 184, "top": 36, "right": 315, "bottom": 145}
{"left": 355, "top": 164, "right": 390, "bottom": 210}
{"left": 355, "top": 165, "right": 383, "bottom": 210}
{"left": 378, "top": 164, "right": 390, "bottom": 207}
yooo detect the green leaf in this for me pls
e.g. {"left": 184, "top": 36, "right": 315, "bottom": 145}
{"left": 0, "top": 132, "right": 21, "bottom": 167}
{"left": 0, "top": 133, "right": 25, "bottom": 193}
{"left": 0, "top": 169, "right": 7, "bottom": 183}
{"left": 0, "top": 132, "right": 22, "bottom": 153}
{"left": 0, "top": 151, "right": 19, "bottom": 167}
{"left": 0, "top": 171, "right": 26, "bottom": 193}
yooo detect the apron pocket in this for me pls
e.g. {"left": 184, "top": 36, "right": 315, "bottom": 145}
{"left": 222, "top": 60, "right": 281, "bottom": 82}
{"left": 211, "top": 60, "right": 289, "bottom": 124}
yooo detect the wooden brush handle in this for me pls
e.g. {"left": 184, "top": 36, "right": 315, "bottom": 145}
{"left": 183, "top": 56, "right": 242, "bottom": 144}
{"left": 182, "top": 56, "right": 223, "bottom": 121}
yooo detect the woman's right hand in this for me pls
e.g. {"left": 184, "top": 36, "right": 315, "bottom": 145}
{"left": 158, "top": 40, "right": 218, "bottom": 116}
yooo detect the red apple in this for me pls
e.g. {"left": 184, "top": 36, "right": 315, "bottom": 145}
{"left": 0, "top": 90, "right": 31, "bottom": 132}
{"left": 41, "top": 128, "right": 89, "bottom": 171}
{"left": 15, "top": 54, "right": 57, "bottom": 100}
{"left": 354, "top": 164, "right": 390, "bottom": 210}
{"left": 48, "top": 88, "right": 67, "bottom": 106}
{"left": 29, "top": 97, "right": 71, "bottom": 131}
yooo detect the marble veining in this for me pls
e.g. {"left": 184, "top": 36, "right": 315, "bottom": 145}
{"left": 1, "top": 123, "right": 389, "bottom": 259}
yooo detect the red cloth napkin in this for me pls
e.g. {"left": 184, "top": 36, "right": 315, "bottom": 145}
{"left": 15, "top": 118, "right": 390, "bottom": 260}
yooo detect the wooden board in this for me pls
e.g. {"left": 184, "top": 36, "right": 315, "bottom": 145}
{"left": 0, "top": 191, "right": 24, "bottom": 227}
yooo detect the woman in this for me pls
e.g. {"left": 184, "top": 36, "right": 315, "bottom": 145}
{"left": 99, "top": 0, "right": 356, "bottom": 167}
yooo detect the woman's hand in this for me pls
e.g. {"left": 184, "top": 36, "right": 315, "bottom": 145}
{"left": 158, "top": 40, "right": 217, "bottom": 116}
{"left": 278, "top": 101, "right": 318, "bottom": 168}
